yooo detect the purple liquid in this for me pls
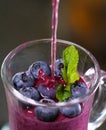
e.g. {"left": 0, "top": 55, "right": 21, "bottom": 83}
{"left": 6, "top": 87, "right": 94, "bottom": 130}
{"left": 51, "top": 0, "right": 60, "bottom": 77}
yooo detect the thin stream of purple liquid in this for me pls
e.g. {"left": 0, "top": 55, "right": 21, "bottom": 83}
{"left": 51, "top": 0, "right": 60, "bottom": 77}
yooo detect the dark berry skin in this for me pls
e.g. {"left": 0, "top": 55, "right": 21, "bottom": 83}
{"left": 19, "top": 87, "right": 40, "bottom": 101}
{"left": 12, "top": 71, "right": 35, "bottom": 90}
{"left": 59, "top": 104, "right": 81, "bottom": 118}
{"left": 72, "top": 81, "right": 89, "bottom": 98}
{"left": 18, "top": 87, "right": 40, "bottom": 109}
{"left": 37, "top": 84, "right": 56, "bottom": 99}
{"left": 35, "top": 106, "right": 59, "bottom": 122}
{"left": 29, "top": 61, "right": 51, "bottom": 79}
{"left": 55, "top": 58, "right": 64, "bottom": 77}
{"left": 40, "top": 98, "right": 55, "bottom": 104}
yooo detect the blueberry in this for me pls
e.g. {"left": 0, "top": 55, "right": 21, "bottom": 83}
{"left": 29, "top": 61, "right": 51, "bottom": 79}
{"left": 40, "top": 98, "right": 55, "bottom": 104}
{"left": 55, "top": 58, "right": 64, "bottom": 77}
{"left": 19, "top": 87, "right": 40, "bottom": 101}
{"left": 72, "top": 81, "right": 89, "bottom": 98}
{"left": 59, "top": 104, "right": 81, "bottom": 118}
{"left": 38, "top": 84, "right": 56, "bottom": 99}
{"left": 18, "top": 87, "right": 40, "bottom": 109}
{"left": 12, "top": 71, "right": 35, "bottom": 90}
{"left": 35, "top": 106, "right": 59, "bottom": 122}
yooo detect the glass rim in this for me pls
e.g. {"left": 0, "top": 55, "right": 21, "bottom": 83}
{"left": 1, "top": 38, "right": 101, "bottom": 107}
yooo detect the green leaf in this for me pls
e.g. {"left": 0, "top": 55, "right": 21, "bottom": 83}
{"left": 56, "top": 84, "right": 71, "bottom": 101}
{"left": 68, "top": 72, "right": 79, "bottom": 84}
{"left": 56, "top": 45, "right": 80, "bottom": 101}
{"left": 62, "top": 45, "right": 80, "bottom": 84}
{"left": 61, "top": 66, "right": 67, "bottom": 82}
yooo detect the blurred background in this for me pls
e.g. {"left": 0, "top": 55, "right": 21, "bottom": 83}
{"left": 0, "top": 0, "right": 106, "bottom": 129}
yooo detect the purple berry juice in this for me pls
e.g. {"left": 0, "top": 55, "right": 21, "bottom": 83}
{"left": 6, "top": 91, "right": 94, "bottom": 130}
{"left": 51, "top": 0, "right": 59, "bottom": 76}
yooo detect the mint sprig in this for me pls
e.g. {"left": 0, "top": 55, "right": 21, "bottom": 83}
{"left": 56, "top": 45, "right": 80, "bottom": 101}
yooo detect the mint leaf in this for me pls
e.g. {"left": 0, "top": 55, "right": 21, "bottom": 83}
{"left": 56, "top": 45, "right": 80, "bottom": 101}
{"left": 68, "top": 72, "right": 79, "bottom": 84}
{"left": 61, "top": 66, "right": 67, "bottom": 82}
{"left": 62, "top": 45, "right": 79, "bottom": 84}
{"left": 56, "top": 84, "right": 71, "bottom": 101}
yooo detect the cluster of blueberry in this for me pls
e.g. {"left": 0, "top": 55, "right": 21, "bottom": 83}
{"left": 12, "top": 59, "right": 89, "bottom": 122}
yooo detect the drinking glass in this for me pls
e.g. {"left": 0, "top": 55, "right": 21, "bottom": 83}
{"left": 1, "top": 39, "right": 106, "bottom": 130}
